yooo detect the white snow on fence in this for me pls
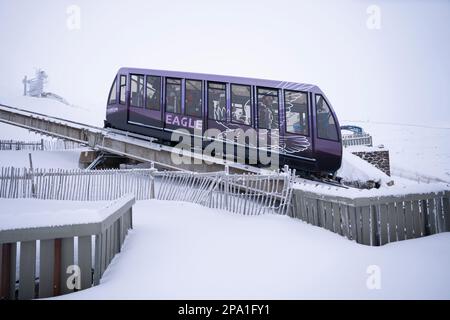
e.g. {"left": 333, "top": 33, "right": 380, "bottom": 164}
{"left": 0, "top": 139, "right": 83, "bottom": 151}
{"left": 0, "top": 167, "right": 294, "bottom": 216}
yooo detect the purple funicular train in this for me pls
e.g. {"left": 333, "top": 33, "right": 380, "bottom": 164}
{"left": 105, "top": 68, "right": 342, "bottom": 174}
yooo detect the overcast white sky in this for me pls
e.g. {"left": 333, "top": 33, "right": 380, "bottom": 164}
{"left": 0, "top": 0, "right": 449, "bottom": 127}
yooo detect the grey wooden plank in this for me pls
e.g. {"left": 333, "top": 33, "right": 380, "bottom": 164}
{"left": 0, "top": 245, "right": 2, "bottom": 292}
{"left": 129, "top": 208, "right": 133, "bottom": 229}
{"left": 302, "top": 197, "right": 310, "bottom": 223}
{"left": 93, "top": 234, "right": 101, "bottom": 286}
{"left": 39, "top": 239, "right": 54, "bottom": 298}
{"left": 19, "top": 241, "right": 36, "bottom": 300}
{"left": 311, "top": 199, "right": 318, "bottom": 226}
{"left": 443, "top": 196, "right": 450, "bottom": 232}
{"left": 307, "top": 198, "right": 314, "bottom": 225}
{"left": 435, "top": 197, "right": 445, "bottom": 233}
{"left": 341, "top": 205, "right": 350, "bottom": 239}
{"left": 10, "top": 243, "right": 16, "bottom": 299}
{"left": 78, "top": 236, "right": 92, "bottom": 290}
{"left": 404, "top": 201, "right": 414, "bottom": 239}
{"left": 361, "top": 206, "right": 371, "bottom": 245}
{"left": 294, "top": 193, "right": 301, "bottom": 220}
{"left": 119, "top": 216, "right": 124, "bottom": 249}
{"left": 348, "top": 206, "right": 357, "bottom": 241}
{"left": 427, "top": 198, "right": 437, "bottom": 234}
{"left": 105, "top": 227, "right": 110, "bottom": 267}
{"left": 108, "top": 225, "right": 114, "bottom": 263}
{"left": 356, "top": 208, "right": 363, "bottom": 243}
{"left": 117, "top": 219, "right": 122, "bottom": 253}
{"left": 396, "top": 202, "right": 406, "bottom": 241}
{"left": 421, "top": 199, "right": 430, "bottom": 235}
{"left": 387, "top": 202, "right": 397, "bottom": 242}
{"left": 379, "top": 204, "right": 389, "bottom": 245}
{"left": 100, "top": 230, "right": 107, "bottom": 276}
{"left": 317, "top": 200, "right": 325, "bottom": 227}
{"left": 411, "top": 200, "right": 422, "bottom": 237}
{"left": 111, "top": 222, "right": 116, "bottom": 256}
{"left": 332, "top": 203, "right": 342, "bottom": 235}
{"left": 324, "top": 202, "right": 333, "bottom": 231}
{"left": 370, "top": 206, "right": 379, "bottom": 246}
{"left": 60, "top": 237, "right": 74, "bottom": 295}
{"left": 302, "top": 196, "right": 309, "bottom": 222}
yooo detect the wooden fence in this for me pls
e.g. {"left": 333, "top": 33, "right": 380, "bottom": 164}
{"left": 0, "top": 167, "right": 293, "bottom": 215}
{"left": 155, "top": 170, "right": 294, "bottom": 216}
{"left": 342, "top": 133, "right": 373, "bottom": 148}
{"left": 0, "top": 167, "right": 155, "bottom": 201}
{"left": 0, "top": 139, "right": 82, "bottom": 151}
{"left": 0, "top": 194, "right": 135, "bottom": 300}
{"left": 289, "top": 188, "right": 450, "bottom": 246}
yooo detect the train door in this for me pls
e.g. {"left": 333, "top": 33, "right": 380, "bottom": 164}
{"left": 281, "top": 89, "right": 314, "bottom": 162}
{"left": 256, "top": 87, "right": 281, "bottom": 168}
{"left": 127, "top": 74, "right": 163, "bottom": 130}
{"left": 314, "top": 94, "right": 342, "bottom": 173}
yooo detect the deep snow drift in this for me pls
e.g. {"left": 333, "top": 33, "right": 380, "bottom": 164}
{"left": 54, "top": 199, "right": 450, "bottom": 300}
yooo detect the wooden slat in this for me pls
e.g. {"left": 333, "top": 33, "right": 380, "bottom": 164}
{"left": 370, "top": 206, "right": 378, "bottom": 246}
{"left": 60, "top": 237, "right": 74, "bottom": 295}
{"left": 93, "top": 234, "right": 101, "bottom": 286}
{"left": 78, "top": 236, "right": 92, "bottom": 290}
{"left": 310, "top": 198, "right": 318, "bottom": 226}
{"left": 19, "top": 241, "right": 36, "bottom": 300}
{"left": 9, "top": 242, "right": 16, "bottom": 299}
{"left": 411, "top": 200, "right": 422, "bottom": 237}
{"left": 348, "top": 206, "right": 357, "bottom": 241}
{"left": 435, "top": 197, "right": 445, "bottom": 233}
{"left": 361, "top": 206, "right": 371, "bottom": 245}
{"left": 341, "top": 205, "right": 350, "bottom": 240}
{"left": 404, "top": 201, "right": 414, "bottom": 239}
{"left": 396, "top": 202, "right": 406, "bottom": 241}
{"left": 379, "top": 204, "right": 389, "bottom": 245}
{"left": 324, "top": 202, "right": 333, "bottom": 231}
{"left": 39, "top": 239, "right": 54, "bottom": 298}
{"left": 332, "top": 203, "right": 342, "bottom": 235}
{"left": 427, "top": 198, "right": 437, "bottom": 234}
{"left": 443, "top": 196, "right": 450, "bottom": 232}
{"left": 0, "top": 243, "right": 12, "bottom": 300}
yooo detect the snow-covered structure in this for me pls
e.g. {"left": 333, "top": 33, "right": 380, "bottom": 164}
{"left": 23, "top": 69, "right": 48, "bottom": 97}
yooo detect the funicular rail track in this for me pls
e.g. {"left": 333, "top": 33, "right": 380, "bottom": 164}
{"left": 0, "top": 103, "right": 267, "bottom": 174}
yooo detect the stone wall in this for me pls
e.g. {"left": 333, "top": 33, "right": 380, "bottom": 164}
{"left": 352, "top": 150, "right": 391, "bottom": 176}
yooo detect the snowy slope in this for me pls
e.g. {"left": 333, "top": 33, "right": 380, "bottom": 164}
{"left": 341, "top": 120, "right": 450, "bottom": 183}
{"left": 54, "top": 200, "right": 450, "bottom": 300}
{"left": 0, "top": 95, "right": 103, "bottom": 127}
{"left": 336, "top": 149, "right": 392, "bottom": 185}
{"left": 0, "top": 150, "right": 82, "bottom": 169}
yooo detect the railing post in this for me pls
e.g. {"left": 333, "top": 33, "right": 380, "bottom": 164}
{"left": 0, "top": 243, "right": 12, "bottom": 300}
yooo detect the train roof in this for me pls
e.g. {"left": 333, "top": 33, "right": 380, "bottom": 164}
{"left": 118, "top": 67, "right": 324, "bottom": 95}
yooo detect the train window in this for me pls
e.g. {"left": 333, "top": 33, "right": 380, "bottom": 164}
{"left": 231, "top": 84, "right": 251, "bottom": 125}
{"left": 108, "top": 77, "right": 117, "bottom": 105}
{"left": 208, "top": 82, "right": 227, "bottom": 121}
{"left": 119, "top": 75, "right": 127, "bottom": 105}
{"left": 284, "top": 90, "right": 309, "bottom": 135}
{"left": 130, "top": 74, "right": 145, "bottom": 108}
{"left": 316, "top": 94, "right": 338, "bottom": 141}
{"left": 185, "top": 80, "right": 202, "bottom": 117}
{"left": 257, "top": 88, "right": 279, "bottom": 130}
{"left": 166, "top": 78, "right": 181, "bottom": 114}
{"left": 146, "top": 75, "right": 161, "bottom": 110}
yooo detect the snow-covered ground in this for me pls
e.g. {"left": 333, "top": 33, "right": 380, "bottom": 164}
{"left": 52, "top": 199, "right": 450, "bottom": 300}
{"left": 0, "top": 149, "right": 82, "bottom": 169}
{"left": 0, "top": 199, "right": 107, "bottom": 231}
{"left": 341, "top": 120, "right": 450, "bottom": 184}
